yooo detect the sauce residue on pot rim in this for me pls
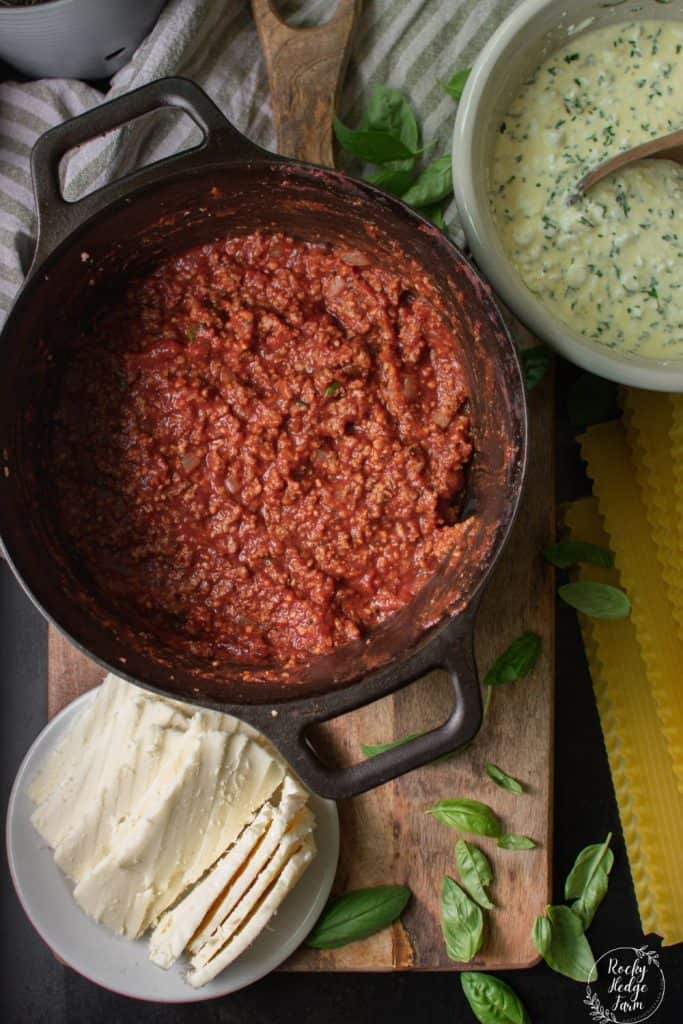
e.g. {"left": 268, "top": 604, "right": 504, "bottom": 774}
{"left": 52, "top": 231, "right": 473, "bottom": 666}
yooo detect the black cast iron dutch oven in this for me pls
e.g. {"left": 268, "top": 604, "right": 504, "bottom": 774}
{"left": 0, "top": 78, "right": 527, "bottom": 799}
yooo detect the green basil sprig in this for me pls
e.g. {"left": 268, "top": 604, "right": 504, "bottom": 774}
{"left": 361, "top": 84, "right": 420, "bottom": 188}
{"left": 361, "top": 732, "right": 459, "bottom": 763}
{"left": 455, "top": 839, "right": 495, "bottom": 910}
{"left": 306, "top": 885, "right": 411, "bottom": 949}
{"left": 366, "top": 165, "right": 416, "bottom": 196}
{"left": 485, "top": 763, "right": 524, "bottom": 795}
{"left": 427, "top": 798, "right": 503, "bottom": 837}
{"left": 333, "top": 117, "right": 420, "bottom": 163}
{"left": 444, "top": 67, "right": 471, "bottom": 101}
{"left": 521, "top": 346, "right": 550, "bottom": 392}
{"left": 360, "top": 734, "right": 419, "bottom": 758}
{"left": 362, "top": 631, "right": 542, "bottom": 760}
{"left": 532, "top": 904, "right": 597, "bottom": 982}
{"left": 497, "top": 834, "right": 537, "bottom": 851}
{"left": 543, "top": 540, "right": 614, "bottom": 570}
{"left": 461, "top": 971, "right": 530, "bottom": 1024}
{"left": 401, "top": 155, "right": 453, "bottom": 209}
{"left": 423, "top": 203, "right": 446, "bottom": 229}
{"left": 362, "top": 83, "right": 419, "bottom": 152}
{"left": 484, "top": 632, "right": 541, "bottom": 687}
{"left": 559, "top": 581, "right": 630, "bottom": 619}
{"left": 565, "top": 833, "right": 613, "bottom": 929}
{"left": 441, "top": 876, "right": 484, "bottom": 962}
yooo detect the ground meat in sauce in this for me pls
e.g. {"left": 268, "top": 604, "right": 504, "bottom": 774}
{"left": 52, "top": 232, "right": 473, "bottom": 665}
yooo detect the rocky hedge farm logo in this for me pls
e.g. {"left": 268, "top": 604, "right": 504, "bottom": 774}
{"left": 584, "top": 946, "right": 665, "bottom": 1023}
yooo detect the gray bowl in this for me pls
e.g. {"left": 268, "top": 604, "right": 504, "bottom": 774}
{"left": 0, "top": 0, "right": 167, "bottom": 79}
{"left": 452, "top": 0, "right": 683, "bottom": 391}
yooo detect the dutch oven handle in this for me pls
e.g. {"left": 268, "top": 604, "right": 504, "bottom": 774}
{"left": 257, "top": 612, "right": 483, "bottom": 800}
{"left": 29, "top": 77, "right": 271, "bottom": 273}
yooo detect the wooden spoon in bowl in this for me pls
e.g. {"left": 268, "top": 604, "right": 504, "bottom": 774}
{"left": 575, "top": 127, "right": 683, "bottom": 197}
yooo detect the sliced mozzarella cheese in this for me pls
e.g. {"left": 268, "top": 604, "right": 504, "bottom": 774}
{"left": 187, "top": 835, "right": 316, "bottom": 988}
{"left": 31, "top": 676, "right": 190, "bottom": 848}
{"left": 144, "top": 733, "right": 285, "bottom": 927}
{"left": 187, "top": 775, "right": 308, "bottom": 955}
{"left": 72, "top": 728, "right": 204, "bottom": 937}
{"left": 149, "top": 802, "right": 275, "bottom": 969}
{"left": 72, "top": 731, "right": 284, "bottom": 938}
{"left": 190, "top": 808, "right": 315, "bottom": 971}
{"left": 53, "top": 716, "right": 192, "bottom": 883}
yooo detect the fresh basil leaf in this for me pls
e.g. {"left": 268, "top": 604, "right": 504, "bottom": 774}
{"left": 306, "top": 885, "right": 411, "bottom": 949}
{"left": 401, "top": 156, "right": 453, "bottom": 209}
{"left": 543, "top": 540, "right": 614, "bottom": 570}
{"left": 486, "top": 764, "right": 524, "bottom": 795}
{"left": 497, "top": 834, "right": 537, "bottom": 850}
{"left": 441, "top": 876, "right": 484, "bottom": 962}
{"left": 567, "top": 372, "right": 619, "bottom": 429}
{"left": 572, "top": 870, "right": 610, "bottom": 932}
{"left": 333, "top": 117, "right": 420, "bottom": 163}
{"left": 444, "top": 68, "right": 471, "bottom": 102}
{"left": 484, "top": 632, "right": 541, "bottom": 687}
{"left": 521, "top": 346, "right": 550, "bottom": 391}
{"left": 324, "top": 380, "right": 342, "bottom": 397}
{"left": 427, "top": 798, "right": 503, "bottom": 837}
{"left": 361, "top": 731, "right": 458, "bottom": 764}
{"left": 361, "top": 86, "right": 419, "bottom": 192}
{"left": 363, "top": 84, "right": 419, "bottom": 152}
{"left": 533, "top": 914, "right": 552, "bottom": 957}
{"left": 461, "top": 972, "right": 530, "bottom": 1024}
{"left": 565, "top": 834, "right": 614, "bottom": 898}
{"left": 455, "top": 839, "right": 495, "bottom": 910}
{"left": 366, "top": 165, "right": 416, "bottom": 196}
{"left": 361, "top": 733, "right": 419, "bottom": 757}
{"left": 422, "top": 203, "right": 446, "bottom": 230}
{"left": 532, "top": 905, "right": 597, "bottom": 983}
{"left": 559, "top": 581, "right": 630, "bottom": 619}
{"left": 565, "top": 833, "right": 613, "bottom": 929}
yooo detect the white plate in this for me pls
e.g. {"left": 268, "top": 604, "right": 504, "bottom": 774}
{"left": 6, "top": 689, "right": 340, "bottom": 1003}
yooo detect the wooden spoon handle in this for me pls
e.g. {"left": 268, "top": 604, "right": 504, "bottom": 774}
{"left": 577, "top": 126, "right": 683, "bottom": 195}
{"left": 252, "top": 0, "right": 359, "bottom": 168}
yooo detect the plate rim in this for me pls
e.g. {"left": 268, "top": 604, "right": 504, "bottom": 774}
{"left": 6, "top": 688, "right": 340, "bottom": 1003}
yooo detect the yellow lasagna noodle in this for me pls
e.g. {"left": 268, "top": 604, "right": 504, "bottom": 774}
{"left": 621, "top": 388, "right": 683, "bottom": 642}
{"left": 564, "top": 498, "right": 683, "bottom": 946}
{"left": 668, "top": 394, "right": 683, "bottom": 580}
{"left": 580, "top": 420, "right": 683, "bottom": 794}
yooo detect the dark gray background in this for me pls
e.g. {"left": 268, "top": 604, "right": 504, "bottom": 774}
{"left": 2, "top": 360, "right": 682, "bottom": 1022}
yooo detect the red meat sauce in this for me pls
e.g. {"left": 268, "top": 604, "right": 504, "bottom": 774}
{"left": 52, "top": 231, "right": 473, "bottom": 665}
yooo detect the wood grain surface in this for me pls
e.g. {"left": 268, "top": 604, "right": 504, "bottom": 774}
{"left": 46, "top": 320, "right": 554, "bottom": 971}
{"left": 46, "top": 1, "right": 555, "bottom": 973}
{"left": 252, "top": 0, "right": 360, "bottom": 167}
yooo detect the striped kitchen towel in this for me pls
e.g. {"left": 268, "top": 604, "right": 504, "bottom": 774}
{"left": 0, "top": 0, "right": 518, "bottom": 326}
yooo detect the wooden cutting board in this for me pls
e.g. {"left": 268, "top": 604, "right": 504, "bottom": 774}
{"left": 46, "top": 0, "right": 554, "bottom": 975}
{"left": 47, "top": 317, "right": 554, "bottom": 973}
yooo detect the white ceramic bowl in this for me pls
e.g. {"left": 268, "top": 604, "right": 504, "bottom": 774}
{"left": 452, "top": 0, "right": 683, "bottom": 391}
{"left": 0, "top": 0, "right": 167, "bottom": 79}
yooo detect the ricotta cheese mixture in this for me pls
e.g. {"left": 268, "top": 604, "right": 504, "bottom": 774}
{"left": 490, "top": 19, "right": 683, "bottom": 358}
